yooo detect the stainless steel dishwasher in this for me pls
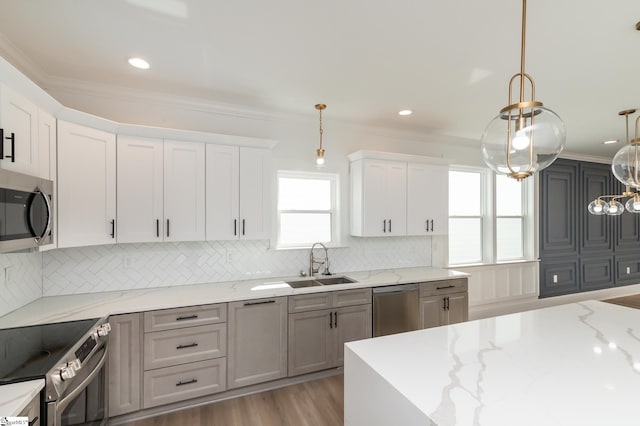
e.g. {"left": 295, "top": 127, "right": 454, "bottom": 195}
{"left": 372, "top": 284, "right": 420, "bottom": 337}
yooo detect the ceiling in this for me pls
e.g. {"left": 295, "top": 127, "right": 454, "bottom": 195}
{"left": 1, "top": 0, "right": 640, "bottom": 157}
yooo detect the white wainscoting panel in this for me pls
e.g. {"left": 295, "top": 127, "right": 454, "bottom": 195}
{"left": 43, "top": 237, "right": 432, "bottom": 296}
{"left": 0, "top": 252, "right": 43, "bottom": 317}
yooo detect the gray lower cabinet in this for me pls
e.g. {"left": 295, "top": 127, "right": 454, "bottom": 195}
{"left": 288, "top": 289, "right": 372, "bottom": 377}
{"left": 419, "top": 279, "right": 468, "bottom": 329}
{"left": 108, "top": 313, "right": 143, "bottom": 417}
{"left": 227, "top": 297, "right": 288, "bottom": 389}
{"left": 19, "top": 391, "right": 40, "bottom": 426}
{"left": 142, "top": 303, "right": 228, "bottom": 409}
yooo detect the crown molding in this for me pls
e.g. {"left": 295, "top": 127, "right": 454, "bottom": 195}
{"left": 559, "top": 152, "right": 612, "bottom": 164}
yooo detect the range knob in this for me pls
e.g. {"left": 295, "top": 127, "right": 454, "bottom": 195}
{"left": 60, "top": 366, "right": 76, "bottom": 381}
{"left": 69, "top": 358, "right": 81, "bottom": 372}
{"left": 96, "top": 323, "right": 111, "bottom": 337}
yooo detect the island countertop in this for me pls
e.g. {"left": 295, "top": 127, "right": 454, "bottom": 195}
{"left": 345, "top": 300, "right": 640, "bottom": 426}
{"left": 0, "top": 266, "right": 467, "bottom": 329}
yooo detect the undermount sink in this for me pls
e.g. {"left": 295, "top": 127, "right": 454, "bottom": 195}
{"left": 286, "top": 276, "right": 357, "bottom": 288}
{"left": 314, "top": 276, "right": 357, "bottom": 285}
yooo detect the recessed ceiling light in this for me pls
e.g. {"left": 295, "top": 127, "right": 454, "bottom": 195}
{"left": 128, "top": 57, "right": 150, "bottom": 69}
{"left": 603, "top": 139, "right": 618, "bottom": 145}
{"left": 398, "top": 110, "right": 412, "bottom": 116}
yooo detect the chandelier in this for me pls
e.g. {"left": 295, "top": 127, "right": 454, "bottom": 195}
{"left": 480, "top": 0, "right": 566, "bottom": 181}
{"left": 588, "top": 109, "right": 640, "bottom": 216}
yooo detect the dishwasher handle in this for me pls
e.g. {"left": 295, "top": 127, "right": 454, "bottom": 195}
{"left": 372, "top": 284, "right": 419, "bottom": 295}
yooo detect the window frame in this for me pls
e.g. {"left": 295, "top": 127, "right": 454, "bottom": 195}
{"left": 275, "top": 170, "right": 340, "bottom": 249}
{"left": 448, "top": 166, "right": 532, "bottom": 266}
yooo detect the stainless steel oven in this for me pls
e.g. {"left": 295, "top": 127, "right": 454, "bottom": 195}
{"left": 0, "top": 168, "right": 53, "bottom": 253}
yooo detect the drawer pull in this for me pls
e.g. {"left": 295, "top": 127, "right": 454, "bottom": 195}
{"left": 28, "top": 417, "right": 38, "bottom": 426}
{"left": 436, "top": 285, "right": 456, "bottom": 290}
{"left": 244, "top": 300, "right": 276, "bottom": 306}
{"left": 176, "top": 314, "right": 199, "bottom": 321}
{"left": 176, "top": 342, "right": 199, "bottom": 350}
{"left": 176, "top": 378, "right": 198, "bottom": 387}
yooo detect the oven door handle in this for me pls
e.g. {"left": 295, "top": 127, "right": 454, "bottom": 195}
{"left": 55, "top": 345, "right": 108, "bottom": 422}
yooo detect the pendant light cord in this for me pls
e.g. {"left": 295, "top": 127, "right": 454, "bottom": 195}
{"left": 519, "top": 0, "right": 527, "bottom": 103}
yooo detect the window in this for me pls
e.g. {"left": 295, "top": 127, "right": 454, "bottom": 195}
{"left": 448, "top": 168, "right": 531, "bottom": 265}
{"left": 277, "top": 171, "right": 338, "bottom": 248}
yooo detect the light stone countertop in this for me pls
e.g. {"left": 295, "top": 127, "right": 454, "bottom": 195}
{"left": 0, "top": 266, "right": 468, "bottom": 329}
{"left": 344, "top": 300, "right": 640, "bottom": 426}
{"left": 0, "top": 379, "right": 43, "bottom": 417}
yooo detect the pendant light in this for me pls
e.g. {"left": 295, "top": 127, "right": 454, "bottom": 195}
{"left": 588, "top": 109, "right": 640, "bottom": 216}
{"left": 481, "top": 0, "right": 566, "bottom": 181}
{"left": 315, "top": 103, "right": 327, "bottom": 166}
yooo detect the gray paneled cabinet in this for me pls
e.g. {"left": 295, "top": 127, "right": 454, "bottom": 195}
{"left": 288, "top": 289, "right": 372, "bottom": 377}
{"left": 539, "top": 159, "right": 640, "bottom": 297}
{"left": 420, "top": 279, "right": 468, "bottom": 329}
{"left": 227, "top": 297, "right": 288, "bottom": 389}
{"left": 108, "top": 313, "right": 143, "bottom": 417}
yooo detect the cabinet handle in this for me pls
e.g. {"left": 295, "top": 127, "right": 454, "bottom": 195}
{"left": 445, "top": 296, "right": 450, "bottom": 311}
{"left": 436, "top": 285, "right": 455, "bottom": 290}
{"left": 28, "top": 417, "right": 38, "bottom": 426}
{"left": 389, "top": 219, "right": 392, "bottom": 233}
{"left": 1, "top": 130, "right": 15, "bottom": 163}
{"left": 234, "top": 219, "right": 237, "bottom": 236}
{"left": 156, "top": 219, "right": 160, "bottom": 238}
{"left": 176, "top": 342, "right": 199, "bottom": 350}
{"left": 176, "top": 314, "right": 198, "bottom": 321}
{"left": 442, "top": 297, "right": 447, "bottom": 311}
{"left": 242, "top": 219, "right": 246, "bottom": 236}
{"left": 425, "top": 220, "right": 429, "bottom": 231}
{"left": 176, "top": 378, "right": 198, "bottom": 387}
{"left": 167, "top": 219, "right": 170, "bottom": 237}
{"left": 244, "top": 300, "right": 275, "bottom": 306}
{"left": 334, "top": 311, "right": 338, "bottom": 328}
{"left": 329, "top": 312, "right": 333, "bottom": 329}
{"left": 383, "top": 220, "right": 386, "bottom": 233}
{"left": 110, "top": 219, "right": 115, "bottom": 238}
{"left": 430, "top": 219, "right": 434, "bottom": 232}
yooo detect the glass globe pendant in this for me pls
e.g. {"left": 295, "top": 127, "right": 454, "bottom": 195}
{"left": 604, "top": 199, "right": 624, "bottom": 216}
{"left": 611, "top": 110, "right": 640, "bottom": 188}
{"left": 625, "top": 194, "right": 640, "bottom": 213}
{"left": 480, "top": 0, "right": 565, "bottom": 181}
{"left": 587, "top": 199, "right": 606, "bottom": 215}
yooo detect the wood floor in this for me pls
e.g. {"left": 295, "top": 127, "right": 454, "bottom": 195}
{"left": 603, "top": 294, "right": 640, "bottom": 310}
{"left": 124, "top": 375, "right": 344, "bottom": 426}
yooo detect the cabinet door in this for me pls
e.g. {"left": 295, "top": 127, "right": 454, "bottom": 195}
{"left": 206, "top": 144, "right": 239, "bottom": 240}
{"left": 117, "top": 136, "right": 164, "bottom": 243}
{"left": 442, "top": 293, "right": 468, "bottom": 325}
{"left": 362, "top": 160, "right": 392, "bottom": 236}
{"left": 407, "top": 164, "right": 448, "bottom": 235}
{"left": 386, "top": 161, "right": 407, "bottom": 235}
{"left": 288, "top": 309, "right": 334, "bottom": 376}
{"left": 57, "top": 121, "right": 116, "bottom": 248}
{"left": 420, "top": 296, "right": 442, "bottom": 329}
{"left": 108, "top": 313, "right": 142, "bottom": 417}
{"left": 227, "top": 297, "right": 287, "bottom": 389}
{"left": 0, "top": 84, "right": 39, "bottom": 176}
{"left": 239, "top": 147, "right": 271, "bottom": 240}
{"left": 163, "top": 140, "right": 205, "bottom": 242}
{"left": 38, "top": 109, "right": 56, "bottom": 180}
{"left": 335, "top": 304, "right": 372, "bottom": 366}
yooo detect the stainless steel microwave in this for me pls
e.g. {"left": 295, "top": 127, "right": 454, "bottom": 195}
{"left": 0, "top": 169, "right": 53, "bottom": 253}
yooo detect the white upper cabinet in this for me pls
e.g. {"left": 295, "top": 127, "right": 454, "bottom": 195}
{"left": 117, "top": 135, "right": 164, "bottom": 243}
{"left": 0, "top": 84, "right": 39, "bottom": 176}
{"left": 351, "top": 159, "right": 407, "bottom": 237}
{"left": 163, "top": 140, "right": 205, "bottom": 242}
{"left": 38, "top": 109, "right": 56, "bottom": 180}
{"left": 407, "top": 163, "right": 449, "bottom": 235}
{"left": 205, "top": 146, "right": 271, "bottom": 240}
{"left": 57, "top": 121, "right": 116, "bottom": 248}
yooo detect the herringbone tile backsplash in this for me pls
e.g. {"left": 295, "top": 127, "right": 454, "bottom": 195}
{"left": 0, "top": 252, "right": 43, "bottom": 317}
{"left": 42, "top": 236, "right": 432, "bottom": 296}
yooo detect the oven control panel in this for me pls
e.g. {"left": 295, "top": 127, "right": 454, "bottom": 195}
{"left": 75, "top": 335, "right": 97, "bottom": 363}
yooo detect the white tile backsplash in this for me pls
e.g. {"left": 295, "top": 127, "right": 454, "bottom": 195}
{"left": 0, "top": 252, "right": 43, "bottom": 317}
{"left": 42, "top": 237, "right": 432, "bottom": 296}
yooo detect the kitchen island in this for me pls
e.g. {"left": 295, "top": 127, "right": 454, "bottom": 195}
{"left": 345, "top": 300, "right": 640, "bottom": 426}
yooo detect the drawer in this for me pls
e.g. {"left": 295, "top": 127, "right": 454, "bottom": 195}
{"left": 144, "top": 304, "right": 227, "bottom": 332}
{"left": 420, "top": 278, "right": 468, "bottom": 297}
{"left": 143, "top": 358, "right": 227, "bottom": 409}
{"left": 18, "top": 394, "right": 40, "bottom": 426}
{"left": 289, "top": 293, "right": 333, "bottom": 313}
{"left": 144, "top": 323, "right": 226, "bottom": 370}
{"left": 333, "top": 288, "right": 371, "bottom": 308}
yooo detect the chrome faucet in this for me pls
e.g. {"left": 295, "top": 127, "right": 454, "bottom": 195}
{"left": 309, "top": 242, "right": 330, "bottom": 277}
